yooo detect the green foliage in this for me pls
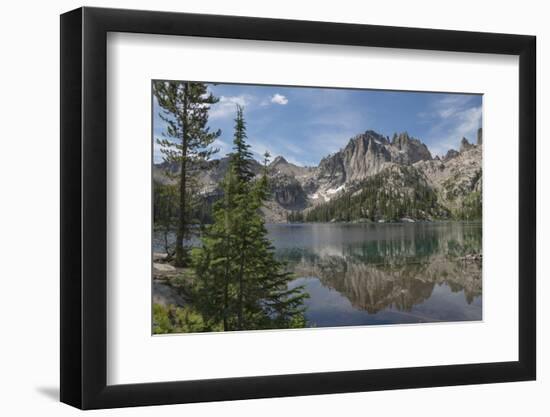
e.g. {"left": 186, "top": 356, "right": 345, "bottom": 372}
{"left": 453, "top": 191, "right": 482, "bottom": 220}
{"left": 230, "top": 105, "right": 255, "bottom": 183}
{"left": 153, "top": 181, "right": 178, "bottom": 256}
{"left": 446, "top": 227, "right": 483, "bottom": 258}
{"left": 153, "top": 81, "right": 221, "bottom": 266}
{"left": 153, "top": 179, "right": 216, "bottom": 258}
{"left": 287, "top": 210, "right": 304, "bottom": 222}
{"left": 303, "top": 166, "right": 449, "bottom": 223}
{"left": 153, "top": 303, "right": 219, "bottom": 334}
{"left": 153, "top": 81, "right": 220, "bottom": 166}
{"left": 191, "top": 106, "right": 308, "bottom": 331}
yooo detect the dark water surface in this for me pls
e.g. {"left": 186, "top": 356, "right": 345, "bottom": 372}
{"left": 153, "top": 222, "right": 482, "bottom": 328}
{"left": 266, "top": 222, "right": 482, "bottom": 327}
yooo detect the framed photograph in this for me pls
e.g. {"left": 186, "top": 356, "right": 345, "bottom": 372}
{"left": 60, "top": 7, "right": 536, "bottom": 409}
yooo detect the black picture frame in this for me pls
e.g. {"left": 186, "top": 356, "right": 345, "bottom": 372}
{"left": 60, "top": 6, "right": 536, "bottom": 410}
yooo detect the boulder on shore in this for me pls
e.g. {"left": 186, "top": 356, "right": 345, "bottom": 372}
{"left": 153, "top": 262, "right": 179, "bottom": 280}
{"left": 153, "top": 262, "right": 176, "bottom": 272}
{"left": 153, "top": 252, "right": 169, "bottom": 262}
{"left": 153, "top": 281, "right": 186, "bottom": 307}
{"left": 458, "top": 253, "right": 483, "bottom": 262}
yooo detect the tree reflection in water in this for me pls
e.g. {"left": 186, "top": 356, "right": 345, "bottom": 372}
{"left": 269, "top": 222, "right": 482, "bottom": 326}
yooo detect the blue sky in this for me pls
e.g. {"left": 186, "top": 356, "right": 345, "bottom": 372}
{"left": 153, "top": 83, "right": 482, "bottom": 166}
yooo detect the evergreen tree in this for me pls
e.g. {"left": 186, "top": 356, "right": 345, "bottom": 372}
{"left": 153, "top": 181, "right": 178, "bottom": 256}
{"left": 192, "top": 167, "right": 239, "bottom": 329}
{"left": 192, "top": 106, "right": 307, "bottom": 331}
{"left": 302, "top": 166, "right": 449, "bottom": 223}
{"left": 153, "top": 81, "right": 221, "bottom": 266}
{"left": 231, "top": 106, "right": 255, "bottom": 183}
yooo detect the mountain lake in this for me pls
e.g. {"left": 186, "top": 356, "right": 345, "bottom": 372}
{"left": 267, "top": 221, "right": 482, "bottom": 327}
{"left": 154, "top": 221, "right": 482, "bottom": 328}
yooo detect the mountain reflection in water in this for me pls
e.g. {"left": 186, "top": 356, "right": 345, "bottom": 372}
{"left": 267, "top": 222, "right": 482, "bottom": 327}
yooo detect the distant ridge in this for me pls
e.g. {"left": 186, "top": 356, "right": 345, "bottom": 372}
{"left": 154, "top": 129, "right": 482, "bottom": 222}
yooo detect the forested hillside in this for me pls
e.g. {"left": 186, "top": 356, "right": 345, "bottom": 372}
{"left": 155, "top": 128, "right": 482, "bottom": 224}
{"left": 289, "top": 165, "right": 449, "bottom": 223}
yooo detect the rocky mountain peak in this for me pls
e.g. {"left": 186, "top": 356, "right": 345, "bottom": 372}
{"left": 344, "top": 131, "right": 388, "bottom": 152}
{"left": 154, "top": 127, "right": 481, "bottom": 223}
{"left": 389, "top": 132, "right": 432, "bottom": 164}
{"left": 270, "top": 155, "right": 288, "bottom": 166}
{"left": 392, "top": 131, "right": 411, "bottom": 147}
{"left": 443, "top": 149, "right": 459, "bottom": 161}
{"left": 268, "top": 155, "right": 312, "bottom": 180}
{"left": 460, "top": 137, "right": 474, "bottom": 152}
{"left": 315, "top": 129, "right": 435, "bottom": 192}
{"left": 365, "top": 130, "right": 389, "bottom": 144}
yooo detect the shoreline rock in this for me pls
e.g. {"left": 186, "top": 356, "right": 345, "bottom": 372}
{"left": 153, "top": 280, "right": 186, "bottom": 307}
{"left": 153, "top": 252, "right": 169, "bottom": 262}
{"left": 153, "top": 262, "right": 180, "bottom": 280}
{"left": 458, "top": 253, "right": 482, "bottom": 262}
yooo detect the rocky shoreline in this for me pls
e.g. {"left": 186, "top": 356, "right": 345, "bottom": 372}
{"left": 457, "top": 253, "right": 483, "bottom": 262}
{"left": 285, "top": 218, "right": 482, "bottom": 225}
{"left": 152, "top": 254, "right": 191, "bottom": 308}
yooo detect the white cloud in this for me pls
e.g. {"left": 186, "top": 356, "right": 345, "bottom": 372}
{"left": 442, "top": 106, "right": 482, "bottom": 145}
{"left": 209, "top": 95, "right": 252, "bottom": 119}
{"left": 437, "top": 95, "right": 473, "bottom": 106}
{"left": 212, "top": 138, "right": 233, "bottom": 157}
{"left": 310, "top": 131, "right": 360, "bottom": 155}
{"left": 438, "top": 107, "right": 457, "bottom": 119}
{"left": 428, "top": 141, "right": 455, "bottom": 158}
{"left": 248, "top": 138, "right": 277, "bottom": 163}
{"left": 455, "top": 106, "right": 482, "bottom": 136}
{"left": 433, "top": 95, "right": 475, "bottom": 120}
{"left": 427, "top": 105, "right": 482, "bottom": 156}
{"left": 270, "top": 93, "right": 288, "bottom": 105}
{"left": 421, "top": 94, "right": 482, "bottom": 156}
{"left": 246, "top": 136, "right": 314, "bottom": 167}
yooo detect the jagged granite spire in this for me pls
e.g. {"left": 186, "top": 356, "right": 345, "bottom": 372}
{"left": 460, "top": 137, "right": 474, "bottom": 152}
{"left": 154, "top": 127, "right": 482, "bottom": 223}
{"left": 270, "top": 155, "right": 288, "bottom": 166}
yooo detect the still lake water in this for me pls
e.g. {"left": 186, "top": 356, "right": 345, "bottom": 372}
{"left": 153, "top": 221, "right": 482, "bottom": 328}
{"left": 266, "top": 222, "right": 482, "bottom": 327}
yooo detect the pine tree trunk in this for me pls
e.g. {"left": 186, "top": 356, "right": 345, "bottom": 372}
{"left": 236, "top": 238, "right": 247, "bottom": 329}
{"left": 175, "top": 83, "right": 189, "bottom": 267}
{"left": 222, "top": 181, "right": 232, "bottom": 331}
{"left": 222, "top": 232, "right": 230, "bottom": 331}
{"left": 163, "top": 227, "right": 170, "bottom": 255}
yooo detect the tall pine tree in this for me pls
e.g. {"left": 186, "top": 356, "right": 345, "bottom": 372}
{"left": 153, "top": 181, "right": 177, "bottom": 256}
{"left": 153, "top": 81, "right": 221, "bottom": 266}
{"left": 192, "top": 106, "right": 307, "bottom": 331}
